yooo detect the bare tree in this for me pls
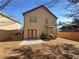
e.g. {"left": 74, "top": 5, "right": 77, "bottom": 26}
{"left": 32, "top": 0, "right": 59, "bottom": 7}
{"left": 64, "top": 0, "right": 79, "bottom": 18}
{"left": 0, "top": 0, "right": 12, "bottom": 10}
{"left": 33, "top": 0, "right": 79, "bottom": 19}
{"left": 1, "top": 0, "right": 78, "bottom": 19}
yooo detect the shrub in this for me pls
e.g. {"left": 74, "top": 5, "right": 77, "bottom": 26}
{"left": 40, "top": 33, "right": 47, "bottom": 40}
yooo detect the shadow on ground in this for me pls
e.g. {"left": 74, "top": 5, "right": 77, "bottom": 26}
{"left": 5, "top": 44, "right": 79, "bottom": 59}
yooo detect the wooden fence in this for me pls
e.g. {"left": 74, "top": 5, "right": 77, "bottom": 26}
{"left": 58, "top": 32, "right": 79, "bottom": 41}
{"left": 0, "top": 30, "right": 15, "bottom": 41}
{"left": 0, "top": 30, "right": 23, "bottom": 41}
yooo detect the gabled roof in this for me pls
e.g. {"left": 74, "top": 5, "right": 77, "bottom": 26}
{"left": 0, "top": 12, "right": 21, "bottom": 30}
{"left": 0, "top": 12, "right": 21, "bottom": 24}
{"left": 23, "top": 5, "right": 57, "bottom": 19}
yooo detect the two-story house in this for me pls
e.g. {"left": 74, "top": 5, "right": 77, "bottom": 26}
{"left": 23, "top": 5, "right": 57, "bottom": 39}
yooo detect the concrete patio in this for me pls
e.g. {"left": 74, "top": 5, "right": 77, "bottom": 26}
{"left": 19, "top": 39, "right": 45, "bottom": 45}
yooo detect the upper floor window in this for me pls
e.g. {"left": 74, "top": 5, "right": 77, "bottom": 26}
{"left": 45, "top": 18, "right": 48, "bottom": 24}
{"left": 52, "top": 19, "right": 56, "bottom": 26}
{"left": 29, "top": 16, "right": 33, "bottom": 22}
{"left": 34, "top": 17, "right": 37, "bottom": 23}
{"left": 29, "top": 16, "right": 37, "bottom": 23}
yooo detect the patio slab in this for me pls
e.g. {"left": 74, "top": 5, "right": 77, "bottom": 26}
{"left": 19, "top": 39, "right": 45, "bottom": 45}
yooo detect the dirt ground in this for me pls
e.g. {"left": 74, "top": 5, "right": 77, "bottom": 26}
{"left": 0, "top": 37, "right": 79, "bottom": 59}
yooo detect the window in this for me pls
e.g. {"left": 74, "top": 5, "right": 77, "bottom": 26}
{"left": 45, "top": 18, "right": 48, "bottom": 24}
{"left": 52, "top": 19, "right": 56, "bottom": 26}
{"left": 29, "top": 16, "right": 33, "bottom": 22}
{"left": 34, "top": 17, "right": 37, "bottom": 23}
{"left": 29, "top": 16, "right": 37, "bottom": 23}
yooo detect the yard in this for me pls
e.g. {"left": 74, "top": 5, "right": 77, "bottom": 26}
{"left": 0, "top": 37, "right": 79, "bottom": 59}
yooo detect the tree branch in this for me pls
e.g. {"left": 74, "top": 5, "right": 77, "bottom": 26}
{"left": 0, "top": 0, "right": 12, "bottom": 10}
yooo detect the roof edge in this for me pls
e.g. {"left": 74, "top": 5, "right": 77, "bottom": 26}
{"left": 23, "top": 5, "right": 58, "bottom": 19}
{"left": 0, "top": 12, "right": 21, "bottom": 24}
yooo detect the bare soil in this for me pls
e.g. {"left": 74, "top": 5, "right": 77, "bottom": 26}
{"left": 0, "top": 37, "right": 79, "bottom": 59}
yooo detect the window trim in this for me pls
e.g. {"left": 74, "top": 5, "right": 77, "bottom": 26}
{"left": 45, "top": 18, "right": 48, "bottom": 24}
{"left": 29, "top": 16, "right": 37, "bottom": 23}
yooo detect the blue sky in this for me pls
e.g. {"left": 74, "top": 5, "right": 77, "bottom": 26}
{"left": 0, "top": 0, "right": 72, "bottom": 26}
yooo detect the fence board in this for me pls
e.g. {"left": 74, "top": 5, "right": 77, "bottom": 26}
{"left": 58, "top": 32, "right": 79, "bottom": 41}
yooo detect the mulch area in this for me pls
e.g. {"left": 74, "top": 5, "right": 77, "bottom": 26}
{"left": 4, "top": 44, "right": 79, "bottom": 59}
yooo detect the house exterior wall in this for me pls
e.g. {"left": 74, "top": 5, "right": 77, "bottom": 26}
{"left": 0, "top": 14, "right": 21, "bottom": 30}
{"left": 0, "top": 13, "right": 21, "bottom": 41}
{"left": 24, "top": 7, "right": 57, "bottom": 39}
